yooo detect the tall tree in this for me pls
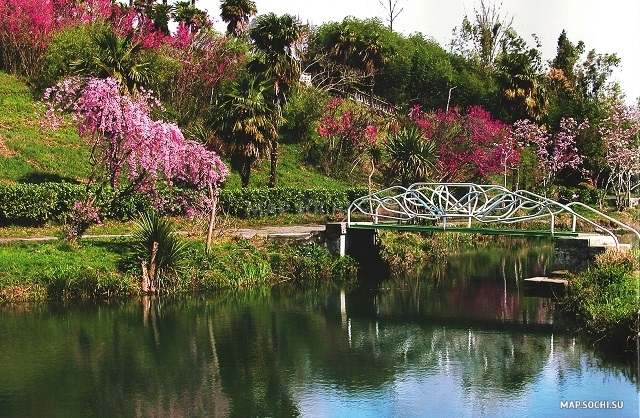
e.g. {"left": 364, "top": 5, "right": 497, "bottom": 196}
{"left": 494, "top": 29, "right": 547, "bottom": 121}
{"left": 172, "top": 1, "right": 208, "bottom": 33}
{"left": 550, "top": 30, "right": 584, "bottom": 89}
{"left": 377, "top": 0, "right": 405, "bottom": 31}
{"left": 220, "top": 0, "right": 257, "bottom": 36}
{"left": 211, "top": 73, "right": 282, "bottom": 187}
{"left": 450, "top": 0, "right": 513, "bottom": 71}
{"left": 249, "top": 12, "right": 304, "bottom": 187}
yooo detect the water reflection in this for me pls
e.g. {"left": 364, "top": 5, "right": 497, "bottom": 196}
{"left": 0, "top": 240, "right": 638, "bottom": 417}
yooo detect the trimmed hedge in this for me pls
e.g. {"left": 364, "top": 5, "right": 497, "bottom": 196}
{"left": 0, "top": 182, "right": 369, "bottom": 225}
{"left": 219, "top": 187, "right": 367, "bottom": 218}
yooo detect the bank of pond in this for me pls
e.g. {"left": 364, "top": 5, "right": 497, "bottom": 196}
{"left": 1, "top": 230, "right": 638, "bottom": 355}
{"left": 0, "top": 234, "right": 638, "bottom": 417}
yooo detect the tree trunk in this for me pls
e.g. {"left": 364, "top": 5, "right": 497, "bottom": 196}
{"left": 241, "top": 157, "right": 251, "bottom": 188}
{"left": 141, "top": 261, "right": 150, "bottom": 293}
{"left": 206, "top": 184, "right": 218, "bottom": 254}
{"left": 269, "top": 140, "right": 278, "bottom": 188}
{"left": 147, "top": 241, "right": 159, "bottom": 294}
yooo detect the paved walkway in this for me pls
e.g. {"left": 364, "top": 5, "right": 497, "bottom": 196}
{"left": 0, "top": 225, "right": 327, "bottom": 243}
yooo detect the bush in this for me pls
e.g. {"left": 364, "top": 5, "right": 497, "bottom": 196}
{"left": 218, "top": 187, "right": 368, "bottom": 218}
{"left": 129, "top": 211, "right": 188, "bottom": 292}
{"left": 565, "top": 249, "right": 639, "bottom": 348}
{"left": 0, "top": 182, "right": 369, "bottom": 224}
{"left": 37, "top": 24, "right": 99, "bottom": 90}
{"left": 270, "top": 242, "right": 358, "bottom": 286}
{"left": 557, "top": 183, "right": 603, "bottom": 205}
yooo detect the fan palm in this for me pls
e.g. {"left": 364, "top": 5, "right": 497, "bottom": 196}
{"left": 220, "top": 0, "right": 257, "bottom": 36}
{"left": 211, "top": 73, "right": 282, "bottom": 187}
{"left": 71, "top": 29, "right": 152, "bottom": 94}
{"left": 249, "top": 12, "right": 304, "bottom": 187}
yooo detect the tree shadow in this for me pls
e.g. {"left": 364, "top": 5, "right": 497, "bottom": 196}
{"left": 19, "top": 171, "right": 80, "bottom": 184}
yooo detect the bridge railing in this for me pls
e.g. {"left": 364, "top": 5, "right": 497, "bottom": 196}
{"left": 347, "top": 183, "right": 640, "bottom": 248}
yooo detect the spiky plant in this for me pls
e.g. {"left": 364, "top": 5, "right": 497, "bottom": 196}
{"left": 131, "top": 211, "right": 187, "bottom": 292}
{"left": 384, "top": 125, "right": 438, "bottom": 186}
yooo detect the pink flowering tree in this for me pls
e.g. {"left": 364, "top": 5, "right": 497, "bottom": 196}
{"left": 408, "top": 105, "right": 517, "bottom": 183}
{"left": 599, "top": 103, "right": 640, "bottom": 209}
{"left": 315, "top": 98, "right": 380, "bottom": 176}
{"left": 511, "top": 118, "right": 587, "bottom": 196}
{"left": 42, "top": 77, "right": 229, "bottom": 241}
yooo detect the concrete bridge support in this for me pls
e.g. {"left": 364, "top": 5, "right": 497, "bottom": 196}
{"left": 552, "top": 235, "right": 631, "bottom": 272}
{"left": 324, "top": 222, "right": 379, "bottom": 260}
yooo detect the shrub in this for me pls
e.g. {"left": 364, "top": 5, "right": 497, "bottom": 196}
{"left": 0, "top": 183, "right": 369, "bottom": 224}
{"left": 270, "top": 242, "right": 358, "bottom": 286}
{"left": 557, "top": 183, "right": 603, "bottom": 205}
{"left": 129, "top": 211, "right": 188, "bottom": 292}
{"left": 565, "top": 249, "right": 639, "bottom": 348}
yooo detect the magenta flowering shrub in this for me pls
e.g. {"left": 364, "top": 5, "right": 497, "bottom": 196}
{"left": 409, "top": 105, "right": 517, "bottom": 182}
{"left": 0, "top": 0, "right": 111, "bottom": 78}
{"left": 315, "top": 98, "right": 380, "bottom": 174}
{"left": 43, "top": 76, "right": 229, "bottom": 224}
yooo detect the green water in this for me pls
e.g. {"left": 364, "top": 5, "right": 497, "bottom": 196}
{"left": 0, "top": 241, "right": 638, "bottom": 417}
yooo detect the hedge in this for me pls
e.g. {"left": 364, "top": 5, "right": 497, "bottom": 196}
{"left": 0, "top": 182, "right": 369, "bottom": 225}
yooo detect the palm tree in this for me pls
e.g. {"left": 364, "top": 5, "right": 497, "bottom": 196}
{"left": 384, "top": 125, "right": 438, "bottom": 186}
{"left": 249, "top": 12, "right": 304, "bottom": 187}
{"left": 220, "top": 0, "right": 257, "bottom": 36}
{"left": 173, "top": 1, "right": 207, "bottom": 33}
{"left": 71, "top": 29, "right": 152, "bottom": 94}
{"left": 211, "top": 73, "right": 282, "bottom": 187}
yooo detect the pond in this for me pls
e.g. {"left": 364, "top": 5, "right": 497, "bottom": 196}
{"left": 0, "top": 239, "right": 638, "bottom": 417}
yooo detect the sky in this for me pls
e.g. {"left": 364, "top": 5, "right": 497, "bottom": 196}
{"left": 195, "top": 0, "right": 640, "bottom": 104}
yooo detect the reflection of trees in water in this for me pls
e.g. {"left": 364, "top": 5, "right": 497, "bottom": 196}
{"left": 0, "top": 284, "right": 636, "bottom": 417}
{"left": 0, "top": 299, "right": 232, "bottom": 417}
{"left": 372, "top": 240, "right": 557, "bottom": 325}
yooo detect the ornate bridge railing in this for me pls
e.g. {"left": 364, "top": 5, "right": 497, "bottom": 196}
{"left": 347, "top": 183, "right": 640, "bottom": 248}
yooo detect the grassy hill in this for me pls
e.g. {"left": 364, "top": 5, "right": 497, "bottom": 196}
{"left": 0, "top": 71, "right": 352, "bottom": 189}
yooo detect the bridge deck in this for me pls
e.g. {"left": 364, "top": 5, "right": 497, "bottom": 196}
{"left": 347, "top": 222, "right": 582, "bottom": 238}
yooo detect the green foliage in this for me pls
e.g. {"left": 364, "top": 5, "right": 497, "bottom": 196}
{"left": 565, "top": 249, "right": 639, "bottom": 347}
{"left": 378, "top": 34, "right": 456, "bottom": 110}
{"left": 0, "top": 182, "right": 82, "bottom": 225}
{"left": 383, "top": 124, "right": 437, "bottom": 186}
{"left": 378, "top": 231, "right": 466, "bottom": 276}
{"left": 270, "top": 242, "right": 358, "bottom": 286}
{"left": 71, "top": 28, "right": 154, "bottom": 94}
{"left": 43, "top": 267, "right": 136, "bottom": 300}
{"left": 129, "top": 211, "right": 188, "bottom": 284}
{"left": 0, "top": 181, "right": 367, "bottom": 225}
{"left": 218, "top": 186, "right": 367, "bottom": 218}
{"left": 0, "top": 182, "right": 151, "bottom": 225}
{"left": 557, "top": 183, "right": 603, "bottom": 205}
{"left": 38, "top": 24, "right": 100, "bottom": 90}
{"left": 280, "top": 86, "right": 329, "bottom": 143}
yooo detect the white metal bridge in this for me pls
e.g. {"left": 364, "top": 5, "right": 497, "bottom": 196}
{"left": 346, "top": 183, "right": 640, "bottom": 248}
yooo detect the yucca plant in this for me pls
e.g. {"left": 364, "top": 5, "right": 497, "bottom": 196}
{"left": 131, "top": 211, "right": 187, "bottom": 293}
{"left": 384, "top": 125, "right": 438, "bottom": 186}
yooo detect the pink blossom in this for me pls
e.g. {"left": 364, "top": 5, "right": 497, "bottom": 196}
{"left": 43, "top": 77, "right": 229, "bottom": 215}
